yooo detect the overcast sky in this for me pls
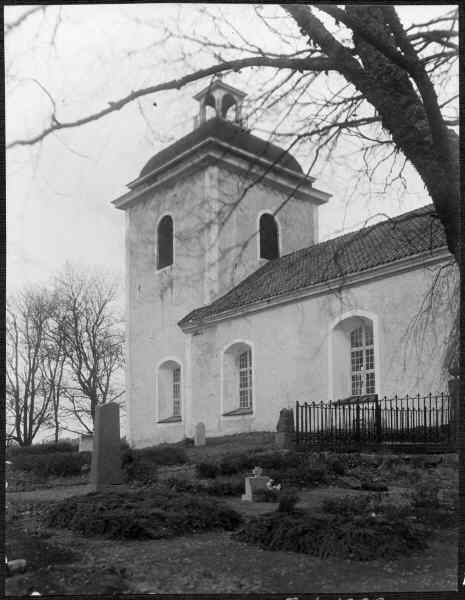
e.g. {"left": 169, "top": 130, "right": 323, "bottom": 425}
{"left": 5, "top": 4, "right": 458, "bottom": 295}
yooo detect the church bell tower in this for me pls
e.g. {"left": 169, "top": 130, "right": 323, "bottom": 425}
{"left": 112, "top": 78, "right": 330, "bottom": 447}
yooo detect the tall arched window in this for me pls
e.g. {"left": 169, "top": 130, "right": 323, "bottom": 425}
{"left": 222, "top": 341, "right": 254, "bottom": 415}
{"left": 157, "top": 359, "right": 182, "bottom": 422}
{"left": 350, "top": 322, "right": 375, "bottom": 396}
{"left": 259, "top": 213, "right": 279, "bottom": 260}
{"left": 157, "top": 215, "right": 173, "bottom": 269}
{"left": 329, "top": 314, "right": 378, "bottom": 401}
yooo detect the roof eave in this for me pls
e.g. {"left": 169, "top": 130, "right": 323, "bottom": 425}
{"left": 178, "top": 245, "right": 451, "bottom": 333}
{"left": 112, "top": 137, "right": 329, "bottom": 210}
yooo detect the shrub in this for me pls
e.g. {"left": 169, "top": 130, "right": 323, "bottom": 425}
{"left": 326, "top": 456, "right": 345, "bottom": 476}
{"left": 268, "top": 465, "right": 328, "bottom": 488}
{"left": 196, "top": 462, "right": 220, "bottom": 479}
{"left": 250, "top": 450, "right": 302, "bottom": 471}
{"left": 166, "top": 475, "right": 244, "bottom": 497}
{"left": 410, "top": 483, "right": 456, "bottom": 527}
{"left": 322, "top": 493, "right": 381, "bottom": 518}
{"left": 123, "top": 456, "right": 158, "bottom": 485}
{"left": 122, "top": 444, "right": 188, "bottom": 483}
{"left": 234, "top": 506, "right": 428, "bottom": 560}
{"left": 45, "top": 487, "right": 242, "bottom": 539}
{"left": 218, "top": 452, "right": 255, "bottom": 475}
{"left": 123, "top": 444, "right": 187, "bottom": 467}
{"left": 277, "top": 488, "right": 300, "bottom": 513}
{"left": 214, "top": 450, "right": 320, "bottom": 480}
{"left": 12, "top": 452, "right": 90, "bottom": 478}
{"left": 7, "top": 440, "right": 77, "bottom": 458}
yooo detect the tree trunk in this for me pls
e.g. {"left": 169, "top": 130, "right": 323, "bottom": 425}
{"left": 345, "top": 6, "right": 460, "bottom": 260}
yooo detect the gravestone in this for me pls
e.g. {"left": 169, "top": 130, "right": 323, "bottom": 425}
{"left": 275, "top": 408, "right": 295, "bottom": 449}
{"left": 194, "top": 422, "right": 206, "bottom": 446}
{"left": 241, "top": 466, "right": 271, "bottom": 501}
{"left": 90, "top": 402, "right": 123, "bottom": 491}
{"left": 79, "top": 434, "right": 94, "bottom": 453}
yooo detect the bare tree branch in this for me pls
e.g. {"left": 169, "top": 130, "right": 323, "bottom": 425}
{"left": 7, "top": 54, "right": 335, "bottom": 149}
{"left": 4, "top": 6, "right": 44, "bottom": 36}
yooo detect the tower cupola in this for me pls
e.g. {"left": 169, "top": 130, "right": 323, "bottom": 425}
{"left": 193, "top": 77, "right": 246, "bottom": 129}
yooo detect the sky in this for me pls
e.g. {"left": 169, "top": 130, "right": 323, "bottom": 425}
{"left": 5, "top": 3, "right": 458, "bottom": 294}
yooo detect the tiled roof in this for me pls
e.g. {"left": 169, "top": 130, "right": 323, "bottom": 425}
{"left": 179, "top": 204, "right": 448, "bottom": 329}
{"left": 137, "top": 117, "right": 302, "bottom": 182}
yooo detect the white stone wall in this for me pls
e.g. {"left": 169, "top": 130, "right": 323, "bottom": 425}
{"left": 215, "top": 167, "right": 316, "bottom": 294}
{"left": 126, "top": 162, "right": 319, "bottom": 448}
{"left": 188, "top": 259, "right": 455, "bottom": 438}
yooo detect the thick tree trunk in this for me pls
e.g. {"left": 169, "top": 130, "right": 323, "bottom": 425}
{"left": 345, "top": 6, "right": 460, "bottom": 260}
{"left": 286, "top": 4, "right": 459, "bottom": 261}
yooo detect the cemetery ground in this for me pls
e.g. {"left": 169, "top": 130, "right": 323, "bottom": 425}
{"left": 6, "top": 432, "right": 458, "bottom": 595}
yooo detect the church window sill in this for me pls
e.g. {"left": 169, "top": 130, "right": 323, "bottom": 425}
{"left": 158, "top": 415, "right": 182, "bottom": 424}
{"left": 222, "top": 407, "right": 253, "bottom": 417}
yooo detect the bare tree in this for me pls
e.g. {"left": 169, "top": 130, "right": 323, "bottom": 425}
{"left": 5, "top": 5, "right": 459, "bottom": 261}
{"left": 54, "top": 265, "right": 124, "bottom": 426}
{"left": 40, "top": 311, "right": 67, "bottom": 443}
{"left": 6, "top": 289, "right": 58, "bottom": 446}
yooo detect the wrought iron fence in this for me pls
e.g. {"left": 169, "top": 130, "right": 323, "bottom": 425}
{"left": 295, "top": 393, "right": 454, "bottom": 450}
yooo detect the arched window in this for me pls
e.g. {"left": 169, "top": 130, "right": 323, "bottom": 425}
{"left": 329, "top": 314, "right": 378, "bottom": 401}
{"left": 157, "top": 215, "right": 173, "bottom": 270}
{"left": 259, "top": 213, "right": 279, "bottom": 260}
{"left": 157, "top": 359, "right": 182, "bottom": 422}
{"left": 238, "top": 349, "right": 253, "bottom": 409}
{"left": 222, "top": 342, "right": 253, "bottom": 415}
{"left": 350, "top": 322, "right": 375, "bottom": 396}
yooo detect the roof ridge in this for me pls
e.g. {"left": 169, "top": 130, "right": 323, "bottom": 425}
{"left": 281, "top": 203, "right": 436, "bottom": 263}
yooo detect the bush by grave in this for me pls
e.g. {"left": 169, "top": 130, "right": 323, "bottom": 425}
{"left": 166, "top": 474, "right": 244, "bottom": 497}
{"left": 234, "top": 494, "right": 429, "bottom": 560}
{"left": 122, "top": 444, "right": 188, "bottom": 484}
{"left": 12, "top": 451, "right": 90, "bottom": 478}
{"left": 45, "top": 487, "right": 242, "bottom": 539}
{"left": 7, "top": 440, "right": 77, "bottom": 458}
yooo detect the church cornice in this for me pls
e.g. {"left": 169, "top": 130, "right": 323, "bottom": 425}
{"left": 112, "top": 136, "right": 330, "bottom": 211}
{"left": 179, "top": 246, "right": 452, "bottom": 333}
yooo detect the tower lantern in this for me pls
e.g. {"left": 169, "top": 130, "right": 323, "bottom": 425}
{"left": 193, "top": 78, "right": 247, "bottom": 129}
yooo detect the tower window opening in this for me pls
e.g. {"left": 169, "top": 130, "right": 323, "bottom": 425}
{"left": 157, "top": 215, "right": 174, "bottom": 270}
{"left": 259, "top": 213, "right": 280, "bottom": 260}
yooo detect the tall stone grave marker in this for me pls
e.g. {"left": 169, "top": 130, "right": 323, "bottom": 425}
{"left": 90, "top": 402, "right": 123, "bottom": 491}
{"left": 194, "top": 422, "right": 206, "bottom": 446}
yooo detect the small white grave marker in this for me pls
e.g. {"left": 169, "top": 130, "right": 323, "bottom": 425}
{"left": 241, "top": 466, "right": 271, "bottom": 501}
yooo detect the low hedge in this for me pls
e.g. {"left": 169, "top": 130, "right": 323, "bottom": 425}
{"left": 195, "top": 450, "right": 339, "bottom": 488}
{"left": 45, "top": 487, "right": 242, "bottom": 539}
{"left": 267, "top": 465, "right": 329, "bottom": 488}
{"left": 122, "top": 444, "right": 188, "bottom": 484}
{"left": 12, "top": 451, "right": 90, "bottom": 478}
{"left": 196, "top": 462, "right": 220, "bottom": 479}
{"left": 234, "top": 508, "right": 428, "bottom": 560}
{"left": 167, "top": 475, "right": 244, "bottom": 497}
{"left": 122, "top": 444, "right": 188, "bottom": 467}
{"left": 204, "top": 450, "right": 306, "bottom": 478}
{"left": 7, "top": 440, "right": 77, "bottom": 458}
{"left": 234, "top": 488, "right": 457, "bottom": 560}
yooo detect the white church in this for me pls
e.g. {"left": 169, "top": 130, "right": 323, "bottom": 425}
{"left": 113, "top": 79, "right": 454, "bottom": 448}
